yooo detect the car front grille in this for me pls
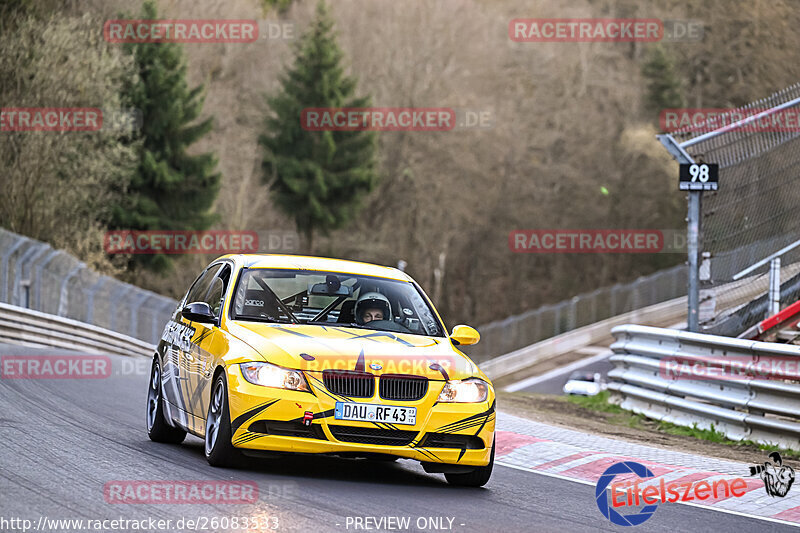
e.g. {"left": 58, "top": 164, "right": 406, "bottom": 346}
{"left": 328, "top": 425, "right": 418, "bottom": 446}
{"left": 379, "top": 375, "right": 428, "bottom": 401}
{"left": 323, "top": 370, "right": 375, "bottom": 398}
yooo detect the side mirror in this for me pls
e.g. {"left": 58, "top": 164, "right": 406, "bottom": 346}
{"left": 182, "top": 301, "right": 216, "bottom": 324}
{"left": 450, "top": 325, "right": 480, "bottom": 346}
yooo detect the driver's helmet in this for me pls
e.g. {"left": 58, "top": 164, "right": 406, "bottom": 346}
{"left": 354, "top": 292, "right": 391, "bottom": 324}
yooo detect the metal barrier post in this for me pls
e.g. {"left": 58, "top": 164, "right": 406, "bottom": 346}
{"left": 34, "top": 249, "right": 63, "bottom": 310}
{"left": 1, "top": 236, "right": 30, "bottom": 303}
{"left": 568, "top": 296, "right": 578, "bottom": 330}
{"left": 57, "top": 263, "right": 85, "bottom": 317}
{"left": 85, "top": 276, "right": 106, "bottom": 325}
{"left": 658, "top": 134, "right": 700, "bottom": 332}
{"left": 769, "top": 257, "right": 781, "bottom": 317}
{"left": 109, "top": 284, "right": 132, "bottom": 332}
{"left": 12, "top": 243, "right": 49, "bottom": 306}
{"left": 129, "top": 292, "right": 151, "bottom": 338}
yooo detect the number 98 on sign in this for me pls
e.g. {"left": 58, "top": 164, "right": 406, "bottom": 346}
{"left": 679, "top": 163, "right": 719, "bottom": 191}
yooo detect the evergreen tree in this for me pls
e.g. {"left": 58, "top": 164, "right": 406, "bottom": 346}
{"left": 641, "top": 45, "right": 685, "bottom": 120}
{"left": 111, "top": 0, "right": 220, "bottom": 272}
{"left": 259, "top": 0, "right": 378, "bottom": 250}
{"left": 261, "top": 0, "right": 295, "bottom": 14}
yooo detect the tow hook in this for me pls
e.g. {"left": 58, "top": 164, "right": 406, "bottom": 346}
{"left": 303, "top": 411, "right": 314, "bottom": 426}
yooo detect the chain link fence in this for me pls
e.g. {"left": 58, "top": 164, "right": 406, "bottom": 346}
{"left": 466, "top": 264, "right": 688, "bottom": 362}
{"left": 672, "top": 83, "right": 800, "bottom": 332}
{"left": 0, "top": 227, "right": 177, "bottom": 345}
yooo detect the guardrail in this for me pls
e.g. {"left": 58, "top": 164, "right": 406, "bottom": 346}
{"left": 480, "top": 296, "right": 689, "bottom": 382}
{"left": 0, "top": 302, "right": 154, "bottom": 358}
{"left": 608, "top": 324, "right": 800, "bottom": 449}
{"left": 0, "top": 227, "right": 178, "bottom": 345}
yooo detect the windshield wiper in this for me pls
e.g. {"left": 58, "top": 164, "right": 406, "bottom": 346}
{"left": 236, "top": 315, "right": 294, "bottom": 324}
{"left": 304, "top": 320, "right": 370, "bottom": 330}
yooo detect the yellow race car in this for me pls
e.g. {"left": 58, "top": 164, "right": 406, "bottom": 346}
{"left": 146, "top": 254, "right": 495, "bottom": 486}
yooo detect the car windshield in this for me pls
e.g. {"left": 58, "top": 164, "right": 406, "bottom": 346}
{"left": 231, "top": 268, "right": 445, "bottom": 337}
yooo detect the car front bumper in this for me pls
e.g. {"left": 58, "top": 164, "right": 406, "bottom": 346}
{"left": 225, "top": 366, "right": 496, "bottom": 466}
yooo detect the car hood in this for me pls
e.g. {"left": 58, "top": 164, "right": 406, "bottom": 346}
{"left": 225, "top": 321, "right": 479, "bottom": 380}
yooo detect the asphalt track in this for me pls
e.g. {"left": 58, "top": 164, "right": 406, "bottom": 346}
{"left": 514, "top": 353, "right": 615, "bottom": 395}
{"left": 0, "top": 344, "right": 795, "bottom": 532}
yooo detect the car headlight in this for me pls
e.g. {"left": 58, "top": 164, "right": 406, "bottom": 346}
{"left": 438, "top": 378, "right": 489, "bottom": 403}
{"left": 239, "top": 361, "right": 310, "bottom": 392}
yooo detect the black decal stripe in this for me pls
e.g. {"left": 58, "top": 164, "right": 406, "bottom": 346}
{"left": 457, "top": 448, "right": 467, "bottom": 462}
{"left": 272, "top": 327, "right": 314, "bottom": 338}
{"left": 195, "top": 329, "right": 214, "bottom": 344}
{"left": 234, "top": 432, "right": 265, "bottom": 445}
{"left": 435, "top": 401, "right": 495, "bottom": 432}
{"left": 417, "top": 447, "right": 444, "bottom": 462}
{"left": 231, "top": 399, "right": 279, "bottom": 434}
{"left": 438, "top": 420, "right": 486, "bottom": 434}
{"left": 307, "top": 374, "right": 350, "bottom": 403}
{"left": 441, "top": 413, "right": 494, "bottom": 434}
{"left": 474, "top": 413, "right": 494, "bottom": 436}
{"left": 436, "top": 414, "right": 485, "bottom": 432}
{"left": 354, "top": 348, "right": 366, "bottom": 372}
{"left": 348, "top": 332, "right": 414, "bottom": 346}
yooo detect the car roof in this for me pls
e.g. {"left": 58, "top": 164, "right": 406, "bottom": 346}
{"left": 219, "top": 254, "right": 413, "bottom": 281}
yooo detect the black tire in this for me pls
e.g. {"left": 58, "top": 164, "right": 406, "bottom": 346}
{"left": 204, "top": 373, "right": 242, "bottom": 467}
{"left": 444, "top": 440, "right": 494, "bottom": 487}
{"left": 146, "top": 357, "right": 186, "bottom": 444}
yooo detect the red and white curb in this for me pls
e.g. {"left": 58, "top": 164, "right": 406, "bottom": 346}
{"left": 495, "top": 412, "right": 800, "bottom": 526}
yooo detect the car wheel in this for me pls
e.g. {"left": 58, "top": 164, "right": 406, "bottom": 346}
{"left": 205, "top": 373, "right": 241, "bottom": 467}
{"left": 146, "top": 358, "right": 186, "bottom": 444}
{"left": 444, "top": 440, "right": 494, "bottom": 487}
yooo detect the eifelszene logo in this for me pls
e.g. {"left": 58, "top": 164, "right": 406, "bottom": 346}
{"left": 595, "top": 462, "right": 658, "bottom": 526}
{"left": 595, "top": 461, "right": 749, "bottom": 526}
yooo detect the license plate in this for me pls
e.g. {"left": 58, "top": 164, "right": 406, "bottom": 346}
{"left": 334, "top": 402, "right": 416, "bottom": 425}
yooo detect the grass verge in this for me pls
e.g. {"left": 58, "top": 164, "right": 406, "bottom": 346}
{"left": 566, "top": 391, "right": 800, "bottom": 461}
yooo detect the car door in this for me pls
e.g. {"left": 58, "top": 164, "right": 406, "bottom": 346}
{"left": 162, "top": 263, "right": 222, "bottom": 427}
{"left": 187, "top": 263, "right": 232, "bottom": 423}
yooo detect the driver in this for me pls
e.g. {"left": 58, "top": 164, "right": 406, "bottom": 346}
{"left": 354, "top": 292, "right": 391, "bottom": 324}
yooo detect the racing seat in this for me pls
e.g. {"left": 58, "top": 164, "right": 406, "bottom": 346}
{"left": 337, "top": 300, "right": 357, "bottom": 323}
{"left": 241, "top": 290, "right": 280, "bottom": 318}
